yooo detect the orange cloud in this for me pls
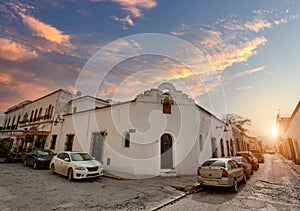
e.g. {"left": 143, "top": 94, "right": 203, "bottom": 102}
{"left": 0, "top": 38, "right": 38, "bottom": 61}
{"left": 244, "top": 19, "right": 272, "bottom": 32}
{"left": 205, "top": 37, "right": 267, "bottom": 71}
{"left": 0, "top": 73, "right": 13, "bottom": 85}
{"left": 112, "top": 0, "right": 157, "bottom": 17}
{"left": 20, "top": 13, "right": 70, "bottom": 44}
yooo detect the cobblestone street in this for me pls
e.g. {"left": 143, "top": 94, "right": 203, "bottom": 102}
{"left": 0, "top": 163, "right": 195, "bottom": 211}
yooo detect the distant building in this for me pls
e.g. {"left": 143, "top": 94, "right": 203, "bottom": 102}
{"left": 277, "top": 101, "right": 300, "bottom": 164}
{"left": 1, "top": 89, "right": 74, "bottom": 152}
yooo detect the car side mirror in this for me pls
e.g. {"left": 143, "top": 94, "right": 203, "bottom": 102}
{"left": 64, "top": 158, "right": 70, "bottom": 162}
{"left": 92, "top": 157, "right": 96, "bottom": 160}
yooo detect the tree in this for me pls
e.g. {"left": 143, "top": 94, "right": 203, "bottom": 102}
{"left": 224, "top": 114, "right": 251, "bottom": 134}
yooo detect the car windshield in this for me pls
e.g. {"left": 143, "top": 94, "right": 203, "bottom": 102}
{"left": 37, "top": 150, "right": 53, "bottom": 156}
{"left": 202, "top": 160, "right": 226, "bottom": 168}
{"left": 232, "top": 157, "right": 242, "bottom": 162}
{"left": 70, "top": 153, "right": 92, "bottom": 161}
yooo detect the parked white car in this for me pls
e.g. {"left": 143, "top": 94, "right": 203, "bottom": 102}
{"left": 197, "top": 158, "right": 246, "bottom": 192}
{"left": 50, "top": 151, "right": 104, "bottom": 181}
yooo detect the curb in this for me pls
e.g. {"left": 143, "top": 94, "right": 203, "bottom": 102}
{"left": 149, "top": 183, "right": 200, "bottom": 210}
{"left": 150, "top": 191, "right": 188, "bottom": 211}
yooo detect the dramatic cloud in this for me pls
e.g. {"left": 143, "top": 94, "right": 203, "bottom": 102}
{"left": 112, "top": 0, "right": 157, "bottom": 17}
{"left": 0, "top": 73, "right": 13, "bottom": 85}
{"left": 19, "top": 13, "right": 70, "bottom": 44}
{"left": 0, "top": 38, "right": 38, "bottom": 61}
{"left": 205, "top": 37, "right": 267, "bottom": 71}
{"left": 244, "top": 19, "right": 272, "bottom": 32}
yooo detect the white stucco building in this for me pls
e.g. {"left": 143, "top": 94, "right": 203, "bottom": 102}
{"left": 51, "top": 83, "right": 237, "bottom": 178}
{"left": 1, "top": 83, "right": 250, "bottom": 177}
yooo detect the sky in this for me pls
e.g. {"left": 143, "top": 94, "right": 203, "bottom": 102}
{"left": 1, "top": 0, "right": 300, "bottom": 139}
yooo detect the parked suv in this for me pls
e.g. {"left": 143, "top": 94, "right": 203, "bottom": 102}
{"left": 250, "top": 149, "right": 265, "bottom": 163}
{"left": 236, "top": 151, "right": 259, "bottom": 170}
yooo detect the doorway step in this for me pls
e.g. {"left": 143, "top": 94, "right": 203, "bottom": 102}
{"left": 160, "top": 169, "right": 177, "bottom": 177}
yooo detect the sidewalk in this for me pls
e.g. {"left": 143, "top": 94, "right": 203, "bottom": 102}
{"left": 102, "top": 172, "right": 198, "bottom": 210}
{"left": 279, "top": 154, "right": 300, "bottom": 176}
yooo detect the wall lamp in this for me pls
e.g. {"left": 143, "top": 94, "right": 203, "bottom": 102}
{"left": 54, "top": 115, "right": 64, "bottom": 126}
{"left": 101, "top": 131, "right": 108, "bottom": 136}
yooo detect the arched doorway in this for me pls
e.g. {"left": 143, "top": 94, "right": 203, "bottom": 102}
{"left": 161, "top": 134, "right": 173, "bottom": 169}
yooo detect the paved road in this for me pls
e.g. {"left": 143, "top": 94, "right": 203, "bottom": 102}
{"left": 0, "top": 154, "right": 299, "bottom": 210}
{"left": 0, "top": 162, "right": 194, "bottom": 211}
{"left": 161, "top": 154, "right": 300, "bottom": 210}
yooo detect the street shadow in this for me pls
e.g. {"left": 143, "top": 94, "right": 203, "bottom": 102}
{"left": 191, "top": 183, "right": 246, "bottom": 204}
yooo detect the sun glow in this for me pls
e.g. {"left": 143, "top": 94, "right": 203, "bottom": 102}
{"left": 271, "top": 127, "right": 279, "bottom": 137}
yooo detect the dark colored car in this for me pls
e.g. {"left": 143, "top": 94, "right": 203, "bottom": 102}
{"left": 231, "top": 156, "right": 253, "bottom": 179}
{"left": 250, "top": 149, "right": 265, "bottom": 163}
{"left": 24, "top": 149, "right": 55, "bottom": 169}
{"left": 236, "top": 151, "right": 259, "bottom": 170}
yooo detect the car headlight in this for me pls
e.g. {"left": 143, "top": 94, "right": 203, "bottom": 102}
{"left": 75, "top": 166, "right": 85, "bottom": 170}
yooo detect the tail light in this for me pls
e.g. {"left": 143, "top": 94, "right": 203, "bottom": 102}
{"left": 222, "top": 170, "right": 229, "bottom": 177}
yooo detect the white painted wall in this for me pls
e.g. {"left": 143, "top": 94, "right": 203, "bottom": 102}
{"left": 52, "top": 83, "right": 237, "bottom": 178}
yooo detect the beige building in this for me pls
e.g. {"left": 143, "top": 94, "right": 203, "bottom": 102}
{"left": 277, "top": 101, "right": 300, "bottom": 164}
{"left": 1, "top": 89, "right": 74, "bottom": 152}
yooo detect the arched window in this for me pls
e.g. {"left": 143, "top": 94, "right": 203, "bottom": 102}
{"left": 12, "top": 115, "right": 16, "bottom": 126}
{"left": 38, "top": 107, "right": 43, "bottom": 118}
{"left": 124, "top": 132, "right": 130, "bottom": 148}
{"left": 49, "top": 105, "right": 54, "bottom": 118}
{"left": 16, "top": 114, "right": 21, "bottom": 125}
{"left": 45, "top": 108, "right": 48, "bottom": 118}
{"left": 23, "top": 112, "right": 28, "bottom": 121}
{"left": 7, "top": 118, "right": 11, "bottom": 127}
{"left": 34, "top": 109, "right": 38, "bottom": 120}
{"left": 220, "top": 139, "right": 225, "bottom": 157}
{"left": 30, "top": 110, "right": 34, "bottom": 122}
{"left": 199, "top": 134, "right": 203, "bottom": 151}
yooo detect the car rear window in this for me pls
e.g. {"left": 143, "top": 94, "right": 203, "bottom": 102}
{"left": 202, "top": 160, "right": 226, "bottom": 168}
{"left": 37, "top": 150, "right": 52, "bottom": 156}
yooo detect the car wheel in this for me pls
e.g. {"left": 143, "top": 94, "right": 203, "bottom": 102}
{"left": 246, "top": 172, "right": 250, "bottom": 179}
{"left": 24, "top": 159, "right": 27, "bottom": 166}
{"left": 231, "top": 179, "right": 238, "bottom": 193}
{"left": 242, "top": 174, "right": 247, "bottom": 184}
{"left": 33, "top": 162, "right": 38, "bottom": 169}
{"left": 68, "top": 168, "right": 73, "bottom": 181}
{"left": 50, "top": 164, "right": 55, "bottom": 174}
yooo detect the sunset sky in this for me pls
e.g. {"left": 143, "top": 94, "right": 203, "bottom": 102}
{"left": 1, "top": 0, "right": 300, "bottom": 138}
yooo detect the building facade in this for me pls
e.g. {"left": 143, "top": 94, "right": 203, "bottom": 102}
{"left": 2, "top": 83, "right": 251, "bottom": 177}
{"left": 1, "top": 89, "right": 74, "bottom": 153}
{"left": 277, "top": 101, "right": 300, "bottom": 164}
{"left": 50, "top": 83, "right": 243, "bottom": 178}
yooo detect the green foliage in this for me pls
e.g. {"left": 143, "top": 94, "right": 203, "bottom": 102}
{"left": 0, "top": 141, "right": 10, "bottom": 157}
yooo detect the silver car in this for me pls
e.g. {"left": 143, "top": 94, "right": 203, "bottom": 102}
{"left": 50, "top": 151, "right": 104, "bottom": 181}
{"left": 197, "top": 158, "right": 246, "bottom": 192}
